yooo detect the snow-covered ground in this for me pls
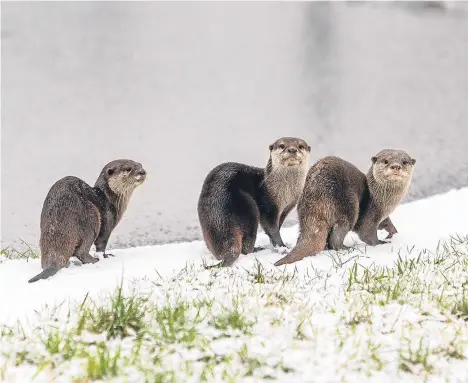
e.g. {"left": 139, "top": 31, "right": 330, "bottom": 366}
{"left": 1, "top": 187, "right": 468, "bottom": 382}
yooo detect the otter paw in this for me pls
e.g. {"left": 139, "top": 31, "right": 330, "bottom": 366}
{"left": 272, "top": 244, "right": 286, "bottom": 250}
{"left": 79, "top": 254, "right": 99, "bottom": 264}
{"left": 378, "top": 239, "right": 390, "bottom": 245}
{"left": 70, "top": 258, "right": 82, "bottom": 267}
{"left": 269, "top": 238, "right": 286, "bottom": 248}
{"left": 103, "top": 253, "right": 115, "bottom": 258}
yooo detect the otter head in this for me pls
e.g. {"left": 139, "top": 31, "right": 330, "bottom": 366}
{"left": 371, "top": 149, "right": 416, "bottom": 184}
{"left": 268, "top": 137, "right": 311, "bottom": 170}
{"left": 101, "top": 159, "right": 147, "bottom": 195}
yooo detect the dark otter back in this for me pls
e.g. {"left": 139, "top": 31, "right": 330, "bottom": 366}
{"left": 40, "top": 176, "right": 101, "bottom": 229}
{"left": 198, "top": 162, "right": 263, "bottom": 211}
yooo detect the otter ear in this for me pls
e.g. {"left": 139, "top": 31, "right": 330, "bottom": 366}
{"left": 371, "top": 156, "right": 378, "bottom": 164}
{"left": 269, "top": 144, "right": 274, "bottom": 151}
{"left": 307, "top": 145, "right": 311, "bottom": 152}
{"left": 411, "top": 158, "right": 416, "bottom": 165}
{"left": 106, "top": 167, "right": 115, "bottom": 176}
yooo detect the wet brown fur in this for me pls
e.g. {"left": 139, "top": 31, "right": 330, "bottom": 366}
{"left": 274, "top": 149, "right": 416, "bottom": 266}
{"left": 28, "top": 159, "right": 146, "bottom": 283}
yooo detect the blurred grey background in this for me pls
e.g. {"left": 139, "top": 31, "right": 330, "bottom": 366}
{"left": 2, "top": 1, "right": 468, "bottom": 251}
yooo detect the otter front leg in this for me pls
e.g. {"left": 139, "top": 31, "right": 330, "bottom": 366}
{"left": 327, "top": 222, "right": 352, "bottom": 251}
{"left": 378, "top": 217, "right": 398, "bottom": 239}
{"left": 278, "top": 204, "right": 295, "bottom": 230}
{"left": 357, "top": 226, "right": 388, "bottom": 246}
{"left": 94, "top": 235, "right": 114, "bottom": 258}
{"left": 260, "top": 216, "right": 285, "bottom": 248}
{"left": 267, "top": 229, "right": 285, "bottom": 247}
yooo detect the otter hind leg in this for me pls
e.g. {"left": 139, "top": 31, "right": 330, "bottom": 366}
{"left": 327, "top": 221, "right": 352, "bottom": 251}
{"left": 204, "top": 249, "right": 240, "bottom": 268}
{"left": 241, "top": 238, "right": 265, "bottom": 254}
{"left": 241, "top": 213, "right": 260, "bottom": 255}
{"left": 204, "top": 247, "right": 241, "bottom": 268}
{"left": 241, "top": 236, "right": 257, "bottom": 255}
{"left": 378, "top": 217, "right": 398, "bottom": 239}
{"left": 205, "top": 224, "right": 243, "bottom": 266}
{"left": 357, "top": 224, "right": 389, "bottom": 246}
{"left": 77, "top": 253, "right": 99, "bottom": 265}
{"left": 74, "top": 227, "right": 99, "bottom": 265}
{"left": 218, "top": 249, "right": 241, "bottom": 267}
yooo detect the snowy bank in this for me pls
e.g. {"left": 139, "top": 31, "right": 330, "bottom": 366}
{"left": 0, "top": 187, "right": 468, "bottom": 382}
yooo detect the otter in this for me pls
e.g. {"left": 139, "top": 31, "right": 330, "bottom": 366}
{"left": 198, "top": 137, "right": 311, "bottom": 267}
{"left": 274, "top": 149, "right": 416, "bottom": 266}
{"left": 27, "top": 159, "right": 146, "bottom": 283}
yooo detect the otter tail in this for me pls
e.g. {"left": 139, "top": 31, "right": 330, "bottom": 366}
{"left": 274, "top": 220, "right": 329, "bottom": 266}
{"left": 28, "top": 268, "right": 59, "bottom": 283}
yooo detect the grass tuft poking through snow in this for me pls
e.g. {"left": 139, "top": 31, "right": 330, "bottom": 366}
{"left": 1, "top": 233, "right": 468, "bottom": 382}
{"left": 0, "top": 241, "right": 39, "bottom": 262}
{"left": 1, "top": 188, "right": 468, "bottom": 382}
{"left": 78, "top": 281, "right": 150, "bottom": 340}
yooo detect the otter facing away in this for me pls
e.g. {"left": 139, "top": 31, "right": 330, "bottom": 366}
{"left": 274, "top": 149, "right": 416, "bottom": 266}
{"left": 28, "top": 160, "right": 146, "bottom": 283}
{"left": 198, "top": 137, "right": 311, "bottom": 267}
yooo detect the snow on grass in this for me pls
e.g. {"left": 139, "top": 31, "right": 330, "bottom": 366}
{"left": 1, "top": 187, "right": 468, "bottom": 382}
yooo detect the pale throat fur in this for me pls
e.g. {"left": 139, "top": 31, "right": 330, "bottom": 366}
{"left": 107, "top": 173, "right": 139, "bottom": 223}
{"left": 264, "top": 152, "right": 310, "bottom": 212}
{"left": 366, "top": 165, "right": 413, "bottom": 222}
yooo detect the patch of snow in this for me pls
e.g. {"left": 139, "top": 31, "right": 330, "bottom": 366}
{"left": 1, "top": 187, "right": 468, "bottom": 382}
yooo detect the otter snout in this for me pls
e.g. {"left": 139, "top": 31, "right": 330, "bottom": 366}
{"left": 283, "top": 146, "right": 302, "bottom": 165}
{"left": 283, "top": 153, "right": 303, "bottom": 166}
{"left": 134, "top": 168, "right": 147, "bottom": 182}
{"left": 383, "top": 163, "right": 409, "bottom": 180}
{"left": 389, "top": 163, "right": 403, "bottom": 178}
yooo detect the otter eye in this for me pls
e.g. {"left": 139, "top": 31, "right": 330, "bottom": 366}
{"left": 299, "top": 145, "right": 305, "bottom": 150}
{"left": 402, "top": 160, "right": 408, "bottom": 166}
{"left": 125, "top": 167, "right": 132, "bottom": 172}
{"left": 383, "top": 159, "right": 389, "bottom": 165}
{"left": 278, "top": 144, "right": 285, "bottom": 150}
